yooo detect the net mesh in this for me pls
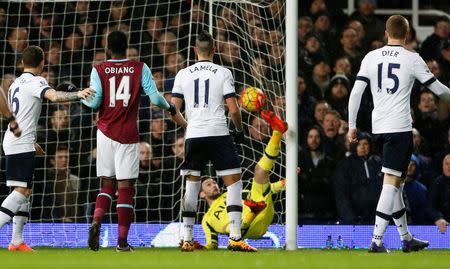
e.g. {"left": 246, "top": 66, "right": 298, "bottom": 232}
{"left": 0, "top": 0, "right": 287, "bottom": 224}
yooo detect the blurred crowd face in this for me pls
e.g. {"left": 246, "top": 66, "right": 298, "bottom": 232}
{"left": 249, "top": 117, "right": 269, "bottom": 141}
{"left": 309, "top": 0, "right": 326, "bottom": 15}
{"left": 146, "top": 16, "right": 163, "bottom": 38}
{"left": 76, "top": 1, "right": 89, "bottom": 16}
{"left": 334, "top": 57, "right": 352, "bottom": 76}
{"left": 158, "top": 32, "right": 177, "bottom": 55}
{"left": 314, "top": 15, "right": 330, "bottom": 32}
{"left": 150, "top": 118, "right": 167, "bottom": 138}
{"left": 269, "top": 0, "right": 284, "bottom": 18}
{"left": 444, "top": 155, "right": 450, "bottom": 177}
{"left": 220, "top": 7, "right": 236, "bottom": 28}
{"left": 314, "top": 101, "right": 329, "bottom": 123}
{"left": 41, "top": 70, "right": 55, "bottom": 87}
{"left": 166, "top": 53, "right": 185, "bottom": 75}
{"left": 172, "top": 137, "right": 185, "bottom": 159}
{"left": 221, "top": 41, "right": 240, "bottom": 64}
{"left": 348, "top": 20, "right": 365, "bottom": 45}
{"left": 313, "top": 61, "right": 331, "bottom": 79}
{"left": 407, "top": 160, "right": 416, "bottom": 177}
{"left": 126, "top": 47, "right": 139, "bottom": 61}
{"left": 8, "top": 28, "right": 28, "bottom": 53}
{"left": 39, "top": 16, "right": 53, "bottom": 37}
{"left": 356, "top": 139, "right": 370, "bottom": 157}
{"left": 435, "top": 20, "right": 450, "bottom": 39}
{"left": 47, "top": 45, "right": 61, "bottom": 65}
{"left": 251, "top": 25, "right": 266, "bottom": 47}
{"left": 426, "top": 59, "right": 441, "bottom": 78}
{"left": 298, "top": 17, "right": 313, "bottom": 42}
{"left": 269, "top": 45, "right": 284, "bottom": 66}
{"left": 111, "top": 2, "right": 127, "bottom": 21}
{"left": 418, "top": 92, "right": 437, "bottom": 113}
{"left": 191, "top": 3, "right": 204, "bottom": 23}
{"left": 305, "top": 36, "right": 321, "bottom": 54}
{"left": 139, "top": 142, "right": 152, "bottom": 169}
{"left": 1, "top": 74, "right": 16, "bottom": 91}
{"left": 0, "top": 8, "right": 6, "bottom": 27}
{"left": 307, "top": 128, "right": 321, "bottom": 151}
{"left": 65, "top": 32, "right": 83, "bottom": 50}
{"left": 331, "top": 83, "right": 349, "bottom": 100}
{"left": 51, "top": 109, "right": 68, "bottom": 131}
{"left": 52, "top": 149, "right": 69, "bottom": 170}
{"left": 251, "top": 57, "right": 267, "bottom": 79}
{"left": 152, "top": 71, "right": 164, "bottom": 90}
{"left": 358, "top": 0, "right": 376, "bottom": 16}
{"left": 269, "top": 30, "right": 283, "bottom": 45}
{"left": 92, "top": 51, "right": 106, "bottom": 67}
{"left": 322, "top": 112, "right": 340, "bottom": 138}
{"left": 412, "top": 128, "right": 422, "bottom": 149}
{"left": 297, "top": 75, "right": 306, "bottom": 96}
{"left": 341, "top": 28, "right": 358, "bottom": 51}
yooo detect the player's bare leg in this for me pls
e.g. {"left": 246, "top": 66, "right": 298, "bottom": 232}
{"left": 116, "top": 179, "right": 135, "bottom": 252}
{"left": 89, "top": 177, "right": 116, "bottom": 251}
{"left": 222, "top": 174, "right": 257, "bottom": 252}
{"left": 181, "top": 175, "right": 201, "bottom": 252}
{"left": 3, "top": 187, "right": 34, "bottom": 252}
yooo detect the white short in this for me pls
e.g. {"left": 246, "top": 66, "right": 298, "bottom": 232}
{"left": 96, "top": 130, "right": 139, "bottom": 179}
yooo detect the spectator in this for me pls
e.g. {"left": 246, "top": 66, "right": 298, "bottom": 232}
{"left": 219, "top": 40, "right": 248, "bottom": 89}
{"left": 333, "top": 55, "right": 352, "bottom": 80}
{"left": 350, "top": 0, "right": 385, "bottom": 46}
{"left": 298, "top": 32, "right": 329, "bottom": 80}
{"left": 37, "top": 105, "right": 70, "bottom": 157}
{"left": 141, "top": 16, "right": 164, "bottom": 67}
{"left": 47, "top": 146, "right": 81, "bottom": 222}
{"left": 298, "top": 16, "right": 313, "bottom": 50}
{"left": 245, "top": 56, "right": 281, "bottom": 99}
{"left": 335, "top": 132, "right": 382, "bottom": 224}
{"left": 420, "top": 16, "right": 450, "bottom": 61}
{"left": 403, "top": 155, "right": 443, "bottom": 226}
{"left": 3, "top": 27, "right": 28, "bottom": 74}
{"left": 429, "top": 154, "right": 450, "bottom": 232}
{"left": 309, "top": 60, "right": 331, "bottom": 100}
{"left": 438, "top": 40, "right": 450, "bottom": 84}
{"left": 321, "top": 109, "right": 346, "bottom": 162}
{"left": 126, "top": 47, "right": 140, "bottom": 61}
{"left": 325, "top": 74, "right": 350, "bottom": 121}
{"left": 347, "top": 19, "right": 367, "bottom": 52}
{"left": 413, "top": 90, "right": 446, "bottom": 156}
{"left": 164, "top": 53, "right": 186, "bottom": 92}
{"left": 298, "top": 126, "right": 336, "bottom": 223}
{"left": 337, "top": 27, "right": 364, "bottom": 76}
{"left": 0, "top": 74, "right": 16, "bottom": 92}
{"left": 312, "top": 100, "right": 330, "bottom": 127}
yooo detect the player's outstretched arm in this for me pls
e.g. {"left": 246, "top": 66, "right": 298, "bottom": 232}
{"left": 44, "top": 86, "right": 94, "bottom": 103}
{"left": 0, "top": 86, "right": 21, "bottom": 137}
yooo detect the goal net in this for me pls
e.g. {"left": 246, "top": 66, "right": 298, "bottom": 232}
{"left": 0, "top": 0, "right": 287, "bottom": 226}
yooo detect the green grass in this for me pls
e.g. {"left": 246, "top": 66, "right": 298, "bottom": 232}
{"left": 0, "top": 248, "right": 449, "bottom": 269}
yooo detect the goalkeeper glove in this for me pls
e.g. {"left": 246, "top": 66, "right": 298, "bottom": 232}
{"left": 167, "top": 102, "right": 177, "bottom": 116}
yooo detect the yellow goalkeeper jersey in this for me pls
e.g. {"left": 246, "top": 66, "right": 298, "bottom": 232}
{"left": 201, "top": 181, "right": 279, "bottom": 248}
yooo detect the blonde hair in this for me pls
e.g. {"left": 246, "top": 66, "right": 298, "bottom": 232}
{"left": 386, "top": 15, "right": 409, "bottom": 39}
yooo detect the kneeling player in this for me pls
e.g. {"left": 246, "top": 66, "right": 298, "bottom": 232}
{"left": 197, "top": 110, "right": 287, "bottom": 250}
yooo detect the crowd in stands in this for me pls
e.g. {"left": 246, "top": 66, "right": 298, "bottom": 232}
{"left": 0, "top": 0, "right": 449, "bottom": 227}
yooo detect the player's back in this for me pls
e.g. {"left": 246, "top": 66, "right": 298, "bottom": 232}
{"left": 361, "top": 45, "right": 433, "bottom": 134}
{"left": 95, "top": 59, "right": 144, "bottom": 143}
{"left": 3, "top": 73, "right": 49, "bottom": 155}
{"left": 173, "top": 61, "right": 235, "bottom": 139}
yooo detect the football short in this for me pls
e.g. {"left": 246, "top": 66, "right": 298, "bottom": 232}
{"left": 373, "top": 131, "right": 413, "bottom": 178}
{"left": 6, "top": 151, "right": 35, "bottom": 188}
{"left": 96, "top": 129, "right": 139, "bottom": 179}
{"left": 181, "top": 135, "right": 241, "bottom": 177}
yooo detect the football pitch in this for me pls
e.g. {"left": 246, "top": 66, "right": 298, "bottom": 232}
{"left": 0, "top": 248, "right": 449, "bottom": 269}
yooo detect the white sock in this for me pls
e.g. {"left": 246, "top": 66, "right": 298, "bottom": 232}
{"left": 11, "top": 200, "right": 30, "bottom": 246}
{"left": 0, "top": 191, "right": 27, "bottom": 229}
{"left": 372, "top": 184, "right": 398, "bottom": 246}
{"left": 226, "top": 180, "right": 243, "bottom": 241}
{"left": 182, "top": 180, "right": 201, "bottom": 242}
{"left": 392, "top": 183, "right": 412, "bottom": 241}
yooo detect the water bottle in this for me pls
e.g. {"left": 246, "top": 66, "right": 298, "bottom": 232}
{"left": 337, "top": 235, "right": 344, "bottom": 249}
{"left": 325, "top": 235, "right": 333, "bottom": 249}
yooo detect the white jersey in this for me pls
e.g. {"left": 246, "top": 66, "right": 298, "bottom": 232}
{"left": 356, "top": 45, "right": 434, "bottom": 134}
{"left": 172, "top": 61, "right": 236, "bottom": 139}
{"left": 3, "top": 72, "right": 50, "bottom": 155}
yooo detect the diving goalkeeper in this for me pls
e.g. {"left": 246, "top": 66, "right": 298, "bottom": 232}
{"left": 199, "top": 110, "right": 288, "bottom": 250}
